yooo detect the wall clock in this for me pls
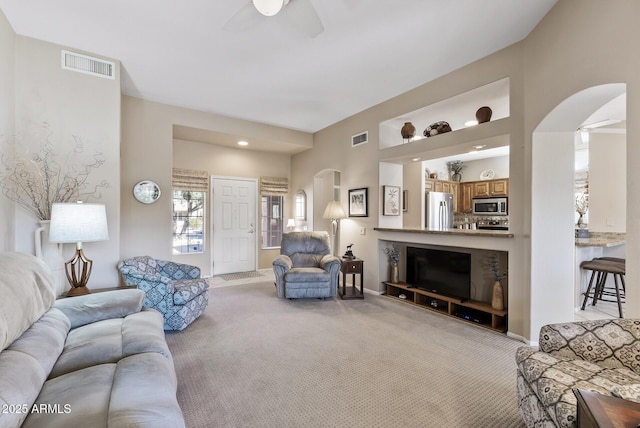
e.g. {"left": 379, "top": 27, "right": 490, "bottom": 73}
{"left": 133, "top": 180, "right": 161, "bottom": 204}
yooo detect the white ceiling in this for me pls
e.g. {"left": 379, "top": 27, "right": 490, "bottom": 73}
{"left": 0, "top": 0, "right": 557, "bottom": 134}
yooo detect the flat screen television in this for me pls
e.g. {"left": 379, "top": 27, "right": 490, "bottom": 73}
{"left": 406, "top": 247, "right": 471, "bottom": 301}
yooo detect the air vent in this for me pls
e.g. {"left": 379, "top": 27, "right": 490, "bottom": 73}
{"left": 61, "top": 50, "right": 115, "bottom": 80}
{"left": 351, "top": 131, "right": 368, "bottom": 147}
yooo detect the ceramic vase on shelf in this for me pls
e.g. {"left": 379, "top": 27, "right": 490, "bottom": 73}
{"left": 451, "top": 172, "right": 462, "bottom": 182}
{"left": 491, "top": 280, "right": 504, "bottom": 310}
{"left": 35, "top": 220, "right": 66, "bottom": 296}
{"left": 400, "top": 122, "right": 416, "bottom": 141}
{"left": 390, "top": 262, "right": 399, "bottom": 283}
{"left": 475, "top": 106, "right": 492, "bottom": 124}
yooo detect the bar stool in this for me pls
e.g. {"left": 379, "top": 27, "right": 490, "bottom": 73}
{"left": 580, "top": 258, "right": 625, "bottom": 318}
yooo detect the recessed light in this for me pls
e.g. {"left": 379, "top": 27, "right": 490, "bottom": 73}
{"left": 412, "top": 157, "right": 421, "bottom": 162}
{"left": 465, "top": 120, "right": 478, "bottom": 127}
{"left": 472, "top": 144, "right": 486, "bottom": 150}
{"left": 238, "top": 141, "right": 249, "bottom": 146}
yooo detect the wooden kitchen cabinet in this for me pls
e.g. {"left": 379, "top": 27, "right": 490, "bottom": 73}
{"left": 460, "top": 183, "right": 473, "bottom": 213}
{"left": 458, "top": 179, "right": 509, "bottom": 213}
{"left": 425, "top": 179, "right": 459, "bottom": 212}
{"left": 472, "top": 178, "right": 509, "bottom": 198}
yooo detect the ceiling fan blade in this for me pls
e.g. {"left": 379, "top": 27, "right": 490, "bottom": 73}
{"left": 284, "top": 0, "right": 324, "bottom": 38}
{"left": 223, "top": 3, "right": 263, "bottom": 32}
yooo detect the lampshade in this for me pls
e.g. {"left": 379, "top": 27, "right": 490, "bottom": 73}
{"left": 322, "top": 200, "right": 346, "bottom": 220}
{"left": 286, "top": 219, "right": 296, "bottom": 228}
{"left": 49, "top": 203, "right": 109, "bottom": 243}
{"left": 252, "top": 0, "right": 284, "bottom": 16}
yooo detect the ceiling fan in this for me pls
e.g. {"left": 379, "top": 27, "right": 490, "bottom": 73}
{"left": 224, "top": 0, "right": 324, "bottom": 38}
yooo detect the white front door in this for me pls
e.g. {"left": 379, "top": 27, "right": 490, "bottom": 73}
{"left": 211, "top": 177, "right": 257, "bottom": 275}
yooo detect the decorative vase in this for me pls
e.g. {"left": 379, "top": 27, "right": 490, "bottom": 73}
{"left": 35, "top": 220, "right": 67, "bottom": 296}
{"left": 400, "top": 122, "right": 416, "bottom": 141}
{"left": 491, "top": 280, "right": 504, "bottom": 310}
{"left": 451, "top": 172, "right": 462, "bottom": 182}
{"left": 577, "top": 213, "right": 585, "bottom": 228}
{"left": 475, "top": 106, "right": 492, "bottom": 123}
{"left": 390, "top": 262, "right": 399, "bottom": 283}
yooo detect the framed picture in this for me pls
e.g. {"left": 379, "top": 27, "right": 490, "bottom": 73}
{"left": 402, "top": 190, "right": 408, "bottom": 212}
{"left": 383, "top": 185, "right": 401, "bottom": 216}
{"left": 348, "top": 187, "right": 368, "bottom": 217}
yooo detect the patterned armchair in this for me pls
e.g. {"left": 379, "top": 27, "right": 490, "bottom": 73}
{"left": 117, "top": 256, "right": 209, "bottom": 331}
{"left": 272, "top": 231, "right": 340, "bottom": 299}
{"left": 516, "top": 319, "right": 640, "bottom": 427}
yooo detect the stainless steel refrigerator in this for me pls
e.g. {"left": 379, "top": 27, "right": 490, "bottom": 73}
{"left": 425, "top": 191, "right": 454, "bottom": 230}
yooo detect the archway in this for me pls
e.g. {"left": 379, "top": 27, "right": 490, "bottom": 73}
{"left": 529, "top": 83, "right": 626, "bottom": 339}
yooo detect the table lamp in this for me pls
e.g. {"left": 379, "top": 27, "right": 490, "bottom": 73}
{"left": 322, "top": 200, "right": 346, "bottom": 236}
{"left": 286, "top": 218, "right": 296, "bottom": 232}
{"left": 49, "top": 202, "right": 109, "bottom": 296}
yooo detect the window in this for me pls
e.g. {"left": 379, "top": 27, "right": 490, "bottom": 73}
{"left": 172, "top": 190, "right": 205, "bottom": 254}
{"left": 261, "top": 195, "right": 283, "bottom": 249}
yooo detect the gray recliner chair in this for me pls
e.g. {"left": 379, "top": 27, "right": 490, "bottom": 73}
{"left": 272, "top": 231, "right": 340, "bottom": 299}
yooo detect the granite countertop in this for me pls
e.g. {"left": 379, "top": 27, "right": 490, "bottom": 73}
{"left": 575, "top": 232, "right": 625, "bottom": 247}
{"left": 373, "top": 227, "right": 514, "bottom": 238}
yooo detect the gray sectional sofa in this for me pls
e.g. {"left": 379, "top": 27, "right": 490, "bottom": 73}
{"left": 0, "top": 252, "right": 185, "bottom": 428}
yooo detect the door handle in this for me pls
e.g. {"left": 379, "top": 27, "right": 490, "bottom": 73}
{"left": 248, "top": 223, "right": 254, "bottom": 233}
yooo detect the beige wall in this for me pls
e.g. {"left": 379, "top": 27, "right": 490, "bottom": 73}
{"left": 0, "top": 10, "right": 14, "bottom": 251}
{"left": 292, "top": 0, "right": 640, "bottom": 341}
{"left": 173, "top": 139, "right": 291, "bottom": 272}
{"left": 121, "top": 96, "right": 307, "bottom": 273}
{"left": 589, "top": 132, "right": 626, "bottom": 233}
{"left": 1, "top": 33, "right": 121, "bottom": 289}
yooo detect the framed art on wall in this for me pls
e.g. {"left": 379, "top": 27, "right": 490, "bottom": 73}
{"left": 383, "top": 185, "right": 401, "bottom": 216}
{"left": 348, "top": 187, "right": 368, "bottom": 217}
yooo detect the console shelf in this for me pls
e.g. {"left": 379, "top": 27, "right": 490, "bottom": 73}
{"left": 383, "top": 282, "right": 508, "bottom": 333}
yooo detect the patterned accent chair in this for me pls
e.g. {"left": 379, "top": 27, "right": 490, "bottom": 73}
{"left": 272, "top": 231, "right": 340, "bottom": 299}
{"left": 117, "top": 256, "right": 209, "bottom": 331}
{"left": 516, "top": 319, "right": 640, "bottom": 427}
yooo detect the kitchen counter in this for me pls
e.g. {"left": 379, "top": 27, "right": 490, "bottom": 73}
{"left": 575, "top": 232, "right": 625, "bottom": 248}
{"left": 374, "top": 227, "right": 514, "bottom": 238}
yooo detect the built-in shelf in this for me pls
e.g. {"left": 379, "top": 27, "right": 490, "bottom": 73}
{"left": 384, "top": 282, "right": 508, "bottom": 333}
{"left": 379, "top": 77, "right": 510, "bottom": 151}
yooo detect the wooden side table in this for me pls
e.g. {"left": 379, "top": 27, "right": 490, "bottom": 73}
{"left": 574, "top": 388, "right": 640, "bottom": 428}
{"left": 340, "top": 258, "right": 364, "bottom": 300}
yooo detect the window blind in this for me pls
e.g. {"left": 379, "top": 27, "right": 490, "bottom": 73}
{"left": 260, "top": 176, "right": 288, "bottom": 196}
{"left": 172, "top": 168, "right": 209, "bottom": 192}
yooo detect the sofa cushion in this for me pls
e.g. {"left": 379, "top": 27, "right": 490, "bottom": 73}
{"left": 0, "top": 308, "right": 69, "bottom": 428}
{"left": 50, "top": 309, "right": 170, "bottom": 379}
{"left": 285, "top": 267, "right": 330, "bottom": 283}
{"left": 0, "top": 252, "right": 56, "bottom": 352}
{"left": 52, "top": 289, "right": 145, "bottom": 329}
{"left": 516, "top": 346, "right": 640, "bottom": 427}
{"left": 611, "top": 383, "right": 640, "bottom": 403}
{"left": 23, "top": 354, "right": 183, "bottom": 428}
{"left": 290, "top": 253, "right": 325, "bottom": 268}
{"left": 173, "top": 278, "right": 209, "bottom": 305}
{"left": 539, "top": 319, "right": 640, "bottom": 372}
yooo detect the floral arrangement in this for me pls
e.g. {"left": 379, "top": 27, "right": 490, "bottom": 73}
{"left": 0, "top": 122, "right": 108, "bottom": 220}
{"left": 484, "top": 252, "right": 507, "bottom": 282}
{"left": 446, "top": 160, "right": 465, "bottom": 174}
{"left": 384, "top": 243, "right": 400, "bottom": 264}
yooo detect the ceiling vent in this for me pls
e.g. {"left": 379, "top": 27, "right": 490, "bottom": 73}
{"left": 351, "top": 131, "right": 368, "bottom": 147}
{"left": 61, "top": 50, "right": 115, "bottom": 80}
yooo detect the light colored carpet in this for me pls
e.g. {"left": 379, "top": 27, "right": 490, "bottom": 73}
{"left": 166, "top": 281, "right": 525, "bottom": 428}
{"left": 216, "top": 271, "right": 265, "bottom": 281}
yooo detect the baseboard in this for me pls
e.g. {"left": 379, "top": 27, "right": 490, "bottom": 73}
{"left": 507, "top": 331, "right": 536, "bottom": 346}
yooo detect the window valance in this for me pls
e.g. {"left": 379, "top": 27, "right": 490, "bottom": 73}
{"left": 260, "top": 176, "right": 288, "bottom": 196}
{"left": 172, "top": 168, "right": 209, "bottom": 192}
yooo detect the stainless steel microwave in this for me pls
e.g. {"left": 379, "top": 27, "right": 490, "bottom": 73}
{"left": 472, "top": 197, "right": 508, "bottom": 216}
